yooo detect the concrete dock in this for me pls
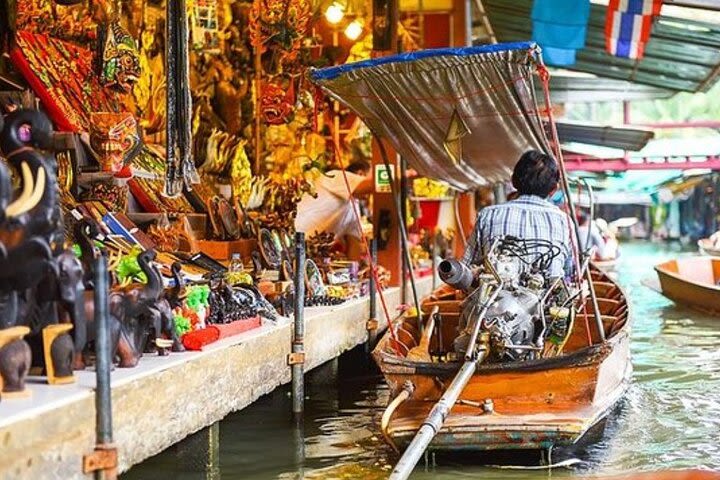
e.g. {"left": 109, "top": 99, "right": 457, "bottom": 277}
{"left": 0, "top": 277, "right": 432, "bottom": 480}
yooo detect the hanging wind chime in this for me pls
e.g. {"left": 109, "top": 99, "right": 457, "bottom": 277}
{"left": 166, "top": 0, "right": 199, "bottom": 196}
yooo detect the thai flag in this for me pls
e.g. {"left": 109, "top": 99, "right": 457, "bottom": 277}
{"left": 608, "top": 0, "right": 662, "bottom": 15}
{"left": 605, "top": 0, "right": 663, "bottom": 59}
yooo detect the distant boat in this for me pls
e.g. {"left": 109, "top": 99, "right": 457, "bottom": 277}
{"left": 698, "top": 238, "right": 720, "bottom": 257}
{"left": 654, "top": 257, "right": 720, "bottom": 315}
{"left": 594, "top": 257, "right": 618, "bottom": 270}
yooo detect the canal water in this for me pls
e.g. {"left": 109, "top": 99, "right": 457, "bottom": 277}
{"left": 125, "top": 242, "right": 720, "bottom": 479}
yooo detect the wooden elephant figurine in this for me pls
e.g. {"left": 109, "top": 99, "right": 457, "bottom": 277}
{"left": 0, "top": 326, "right": 31, "bottom": 397}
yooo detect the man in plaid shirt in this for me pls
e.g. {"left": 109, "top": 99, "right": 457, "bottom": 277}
{"left": 462, "top": 150, "right": 573, "bottom": 278}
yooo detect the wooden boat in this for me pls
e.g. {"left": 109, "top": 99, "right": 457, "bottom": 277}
{"left": 374, "top": 265, "right": 631, "bottom": 452}
{"left": 311, "top": 43, "right": 633, "bottom": 471}
{"left": 597, "top": 470, "right": 720, "bottom": 480}
{"left": 654, "top": 257, "right": 720, "bottom": 315}
{"left": 698, "top": 238, "right": 720, "bottom": 257}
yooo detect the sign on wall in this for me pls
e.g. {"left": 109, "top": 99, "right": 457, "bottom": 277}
{"left": 375, "top": 164, "right": 395, "bottom": 193}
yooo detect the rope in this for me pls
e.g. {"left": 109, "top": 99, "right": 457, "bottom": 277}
{"left": 537, "top": 64, "right": 593, "bottom": 347}
{"left": 327, "top": 133, "right": 404, "bottom": 355}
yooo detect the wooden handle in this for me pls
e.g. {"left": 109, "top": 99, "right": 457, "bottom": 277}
{"left": 407, "top": 306, "right": 439, "bottom": 361}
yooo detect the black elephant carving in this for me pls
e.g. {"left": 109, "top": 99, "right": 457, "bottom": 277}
{"left": 109, "top": 249, "right": 183, "bottom": 364}
{"left": 75, "top": 243, "right": 182, "bottom": 368}
{"left": 0, "top": 109, "right": 75, "bottom": 387}
{"left": 0, "top": 330, "right": 31, "bottom": 394}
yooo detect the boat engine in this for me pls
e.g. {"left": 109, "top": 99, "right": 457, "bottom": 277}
{"left": 442, "top": 236, "right": 570, "bottom": 364}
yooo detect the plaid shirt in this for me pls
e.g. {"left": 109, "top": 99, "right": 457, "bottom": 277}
{"left": 461, "top": 195, "right": 573, "bottom": 278}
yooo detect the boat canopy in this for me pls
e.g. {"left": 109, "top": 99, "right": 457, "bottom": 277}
{"left": 310, "top": 42, "right": 552, "bottom": 191}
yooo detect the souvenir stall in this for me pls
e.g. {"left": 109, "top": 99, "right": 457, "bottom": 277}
{"left": 0, "top": 0, "right": 467, "bottom": 400}
{"left": 0, "top": 0, "right": 377, "bottom": 398}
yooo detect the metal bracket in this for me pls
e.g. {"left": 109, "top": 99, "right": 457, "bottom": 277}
{"left": 83, "top": 445, "right": 118, "bottom": 478}
{"left": 287, "top": 351, "right": 305, "bottom": 365}
{"left": 366, "top": 318, "right": 379, "bottom": 331}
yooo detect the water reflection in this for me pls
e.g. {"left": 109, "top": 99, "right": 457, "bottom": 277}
{"left": 125, "top": 242, "right": 720, "bottom": 479}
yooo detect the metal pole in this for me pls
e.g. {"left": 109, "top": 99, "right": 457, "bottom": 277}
{"left": 374, "top": 136, "right": 423, "bottom": 331}
{"left": 95, "top": 253, "right": 112, "bottom": 446}
{"left": 291, "top": 232, "right": 306, "bottom": 415}
{"left": 389, "top": 353, "right": 485, "bottom": 480}
{"left": 367, "top": 238, "right": 378, "bottom": 354}
{"left": 293, "top": 412, "right": 305, "bottom": 476}
{"left": 369, "top": 238, "right": 377, "bottom": 322}
{"left": 400, "top": 156, "right": 408, "bottom": 304}
{"left": 430, "top": 235, "right": 437, "bottom": 291}
{"left": 94, "top": 253, "right": 115, "bottom": 480}
{"left": 492, "top": 182, "right": 506, "bottom": 204}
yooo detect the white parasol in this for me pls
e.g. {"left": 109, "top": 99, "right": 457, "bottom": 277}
{"left": 294, "top": 170, "right": 367, "bottom": 239}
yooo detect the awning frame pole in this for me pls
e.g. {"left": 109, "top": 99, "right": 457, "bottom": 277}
{"left": 538, "top": 59, "right": 605, "bottom": 342}
{"left": 375, "top": 134, "right": 424, "bottom": 331}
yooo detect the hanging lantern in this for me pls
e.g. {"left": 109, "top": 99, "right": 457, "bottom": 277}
{"left": 344, "top": 20, "right": 364, "bottom": 41}
{"left": 325, "top": 3, "right": 345, "bottom": 24}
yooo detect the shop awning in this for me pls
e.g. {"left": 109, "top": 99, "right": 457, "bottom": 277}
{"left": 478, "top": 0, "right": 720, "bottom": 93}
{"left": 542, "top": 75, "right": 674, "bottom": 103}
{"left": 554, "top": 122, "right": 654, "bottom": 151}
{"left": 310, "top": 42, "right": 551, "bottom": 191}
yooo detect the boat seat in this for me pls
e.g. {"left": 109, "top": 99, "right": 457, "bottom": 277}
{"left": 600, "top": 315, "right": 621, "bottom": 336}
{"left": 586, "top": 298, "right": 621, "bottom": 316}
{"left": 591, "top": 271, "right": 606, "bottom": 282}
{"left": 396, "top": 326, "right": 418, "bottom": 350}
{"left": 422, "top": 301, "right": 461, "bottom": 314}
{"left": 593, "top": 281, "right": 618, "bottom": 298}
{"left": 401, "top": 321, "right": 420, "bottom": 339}
{"left": 388, "top": 338, "right": 409, "bottom": 356}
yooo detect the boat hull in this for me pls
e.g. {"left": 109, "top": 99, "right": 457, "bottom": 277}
{"left": 655, "top": 257, "right": 720, "bottom": 316}
{"left": 374, "top": 267, "right": 632, "bottom": 452}
{"left": 386, "top": 336, "right": 631, "bottom": 450}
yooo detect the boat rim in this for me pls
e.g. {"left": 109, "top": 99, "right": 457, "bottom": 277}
{"left": 654, "top": 259, "right": 720, "bottom": 292}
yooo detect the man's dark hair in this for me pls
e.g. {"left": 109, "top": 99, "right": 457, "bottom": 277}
{"left": 511, "top": 150, "right": 559, "bottom": 198}
{"left": 346, "top": 160, "right": 370, "bottom": 175}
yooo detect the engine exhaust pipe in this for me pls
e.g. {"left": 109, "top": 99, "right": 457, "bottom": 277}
{"left": 438, "top": 259, "right": 474, "bottom": 291}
